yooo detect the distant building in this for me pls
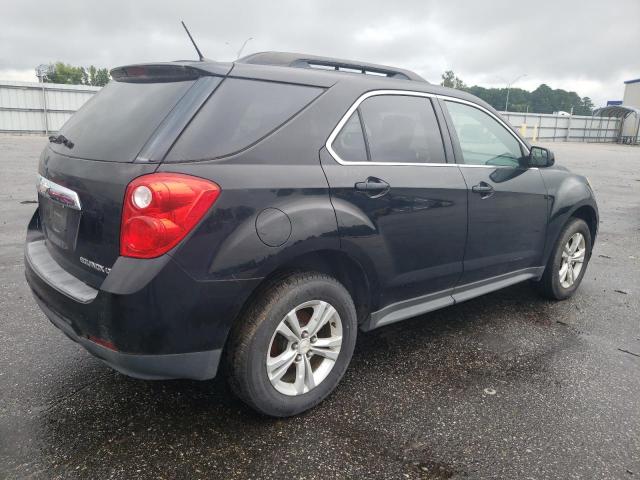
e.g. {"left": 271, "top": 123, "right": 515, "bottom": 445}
{"left": 623, "top": 78, "right": 640, "bottom": 108}
{"left": 621, "top": 78, "right": 640, "bottom": 140}
{"left": 596, "top": 78, "right": 640, "bottom": 143}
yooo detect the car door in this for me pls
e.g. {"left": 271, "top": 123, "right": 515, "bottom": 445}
{"left": 440, "top": 99, "right": 548, "bottom": 292}
{"left": 320, "top": 92, "right": 468, "bottom": 324}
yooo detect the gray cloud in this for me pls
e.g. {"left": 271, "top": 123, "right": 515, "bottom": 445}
{"left": 1, "top": 0, "right": 638, "bottom": 105}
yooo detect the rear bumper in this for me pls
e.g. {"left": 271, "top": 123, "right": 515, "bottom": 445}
{"left": 24, "top": 211, "right": 261, "bottom": 381}
{"left": 34, "top": 294, "right": 221, "bottom": 380}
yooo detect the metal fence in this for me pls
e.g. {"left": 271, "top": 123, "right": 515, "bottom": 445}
{"left": 0, "top": 80, "right": 626, "bottom": 143}
{"left": 500, "top": 112, "right": 621, "bottom": 143}
{"left": 0, "top": 80, "right": 100, "bottom": 135}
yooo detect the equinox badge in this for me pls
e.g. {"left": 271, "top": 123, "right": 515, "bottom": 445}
{"left": 79, "top": 256, "right": 111, "bottom": 275}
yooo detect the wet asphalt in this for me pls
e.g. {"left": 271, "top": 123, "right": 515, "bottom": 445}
{"left": 0, "top": 136, "right": 638, "bottom": 479}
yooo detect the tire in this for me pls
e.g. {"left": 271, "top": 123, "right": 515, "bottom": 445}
{"left": 226, "top": 271, "right": 357, "bottom": 417}
{"left": 536, "top": 218, "right": 592, "bottom": 300}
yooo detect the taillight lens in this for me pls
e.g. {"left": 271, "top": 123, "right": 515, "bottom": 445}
{"left": 88, "top": 335, "right": 117, "bottom": 351}
{"left": 120, "top": 173, "right": 220, "bottom": 258}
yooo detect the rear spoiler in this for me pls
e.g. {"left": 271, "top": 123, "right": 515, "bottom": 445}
{"left": 110, "top": 62, "right": 233, "bottom": 83}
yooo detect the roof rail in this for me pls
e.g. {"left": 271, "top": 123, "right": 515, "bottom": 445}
{"left": 237, "top": 51, "right": 427, "bottom": 82}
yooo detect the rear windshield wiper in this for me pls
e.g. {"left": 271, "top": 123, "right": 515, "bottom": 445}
{"left": 48, "top": 134, "right": 74, "bottom": 149}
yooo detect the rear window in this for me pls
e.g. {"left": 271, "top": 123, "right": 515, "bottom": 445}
{"left": 54, "top": 80, "right": 195, "bottom": 162}
{"left": 165, "top": 78, "right": 323, "bottom": 162}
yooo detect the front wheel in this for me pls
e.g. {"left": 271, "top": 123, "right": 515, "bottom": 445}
{"left": 226, "top": 272, "right": 357, "bottom": 417}
{"left": 536, "top": 218, "right": 592, "bottom": 300}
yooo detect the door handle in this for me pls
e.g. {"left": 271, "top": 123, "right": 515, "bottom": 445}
{"left": 472, "top": 182, "right": 494, "bottom": 197}
{"left": 355, "top": 177, "right": 390, "bottom": 197}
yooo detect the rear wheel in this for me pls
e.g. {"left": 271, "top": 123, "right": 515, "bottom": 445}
{"left": 226, "top": 272, "right": 357, "bottom": 417}
{"left": 536, "top": 218, "right": 592, "bottom": 300}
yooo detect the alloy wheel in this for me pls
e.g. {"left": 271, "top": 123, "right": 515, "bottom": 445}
{"left": 266, "top": 300, "right": 343, "bottom": 396}
{"left": 559, "top": 232, "right": 586, "bottom": 288}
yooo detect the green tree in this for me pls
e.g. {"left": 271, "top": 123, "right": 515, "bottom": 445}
{"left": 44, "top": 62, "right": 85, "bottom": 84}
{"left": 86, "top": 65, "right": 96, "bottom": 85}
{"left": 44, "top": 62, "right": 110, "bottom": 86}
{"left": 504, "top": 88, "right": 529, "bottom": 112}
{"left": 441, "top": 70, "right": 467, "bottom": 89}
{"left": 530, "top": 84, "right": 555, "bottom": 114}
{"left": 439, "top": 71, "right": 596, "bottom": 115}
{"left": 574, "top": 97, "right": 594, "bottom": 116}
{"left": 92, "top": 68, "right": 110, "bottom": 87}
{"left": 441, "top": 70, "right": 455, "bottom": 88}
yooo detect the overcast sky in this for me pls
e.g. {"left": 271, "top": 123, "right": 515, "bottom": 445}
{"left": 1, "top": 0, "right": 638, "bottom": 106}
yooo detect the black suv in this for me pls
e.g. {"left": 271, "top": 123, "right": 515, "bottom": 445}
{"left": 25, "top": 52, "right": 598, "bottom": 416}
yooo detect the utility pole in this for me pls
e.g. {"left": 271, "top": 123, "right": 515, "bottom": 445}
{"left": 35, "top": 64, "right": 51, "bottom": 135}
{"left": 505, "top": 73, "right": 527, "bottom": 112}
{"left": 236, "top": 37, "right": 254, "bottom": 59}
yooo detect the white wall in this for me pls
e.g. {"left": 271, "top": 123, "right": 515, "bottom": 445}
{"left": 499, "top": 112, "right": 621, "bottom": 143}
{"left": 0, "top": 80, "right": 100, "bottom": 134}
{"left": 621, "top": 82, "right": 640, "bottom": 138}
{"left": 623, "top": 81, "right": 640, "bottom": 108}
{"left": 0, "top": 80, "right": 626, "bottom": 143}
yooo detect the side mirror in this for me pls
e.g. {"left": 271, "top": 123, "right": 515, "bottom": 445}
{"left": 529, "top": 146, "right": 555, "bottom": 168}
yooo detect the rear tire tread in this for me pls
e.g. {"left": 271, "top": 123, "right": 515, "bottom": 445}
{"left": 226, "top": 271, "right": 354, "bottom": 416}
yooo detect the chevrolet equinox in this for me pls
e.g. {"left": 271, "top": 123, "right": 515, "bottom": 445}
{"left": 25, "top": 52, "right": 599, "bottom": 416}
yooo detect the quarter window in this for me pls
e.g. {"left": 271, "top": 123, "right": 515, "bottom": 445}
{"left": 332, "top": 111, "right": 368, "bottom": 162}
{"left": 445, "top": 101, "right": 524, "bottom": 167}
{"left": 166, "top": 78, "right": 323, "bottom": 161}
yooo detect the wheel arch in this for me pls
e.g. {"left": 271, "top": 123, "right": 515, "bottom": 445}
{"left": 218, "top": 248, "right": 375, "bottom": 371}
{"left": 540, "top": 168, "right": 599, "bottom": 266}
{"left": 542, "top": 200, "right": 598, "bottom": 267}
{"left": 246, "top": 249, "right": 375, "bottom": 326}
{"left": 570, "top": 204, "right": 598, "bottom": 244}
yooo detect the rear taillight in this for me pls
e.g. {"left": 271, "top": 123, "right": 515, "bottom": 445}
{"left": 88, "top": 335, "right": 117, "bottom": 351}
{"left": 120, "top": 173, "right": 220, "bottom": 259}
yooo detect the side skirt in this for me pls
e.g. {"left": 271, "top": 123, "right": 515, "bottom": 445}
{"left": 362, "top": 266, "right": 545, "bottom": 332}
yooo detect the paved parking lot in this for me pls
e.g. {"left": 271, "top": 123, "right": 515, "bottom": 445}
{"left": 1, "top": 136, "right": 638, "bottom": 479}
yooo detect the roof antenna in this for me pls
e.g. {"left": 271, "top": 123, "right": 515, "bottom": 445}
{"left": 181, "top": 20, "right": 204, "bottom": 61}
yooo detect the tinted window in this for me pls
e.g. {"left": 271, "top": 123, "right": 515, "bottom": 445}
{"left": 55, "top": 80, "right": 195, "bottom": 162}
{"left": 445, "top": 101, "right": 524, "bottom": 167}
{"left": 358, "top": 95, "right": 445, "bottom": 163}
{"left": 332, "top": 112, "right": 367, "bottom": 162}
{"left": 166, "top": 78, "right": 323, "bottom": 161}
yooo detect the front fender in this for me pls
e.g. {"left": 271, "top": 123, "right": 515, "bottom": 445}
{"left": 540, "top": 168, "right": 599, "bottom": 265}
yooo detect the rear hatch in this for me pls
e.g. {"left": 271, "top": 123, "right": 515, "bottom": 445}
{"left": 37, "top": 63, "right": 229, "bottom": 288}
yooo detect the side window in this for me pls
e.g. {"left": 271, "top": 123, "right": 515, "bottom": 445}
{"left": 445, "top": 101, "right": 524, "bottom": 167}
{"left": 166, "top": 78, "right": 323, "bottom": 161}
{"left": 358, "top": 95, "right": 445, "bottom": 164}
{"left": 332, "top": 111, "right": 368, "bottom": 162}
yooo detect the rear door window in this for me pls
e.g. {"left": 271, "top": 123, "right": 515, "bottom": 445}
{"left": 165, "top": 78, "right": 323, "bottom": 161}
{"left": 358, "top": 95, "right": 445, "bottom": 164}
